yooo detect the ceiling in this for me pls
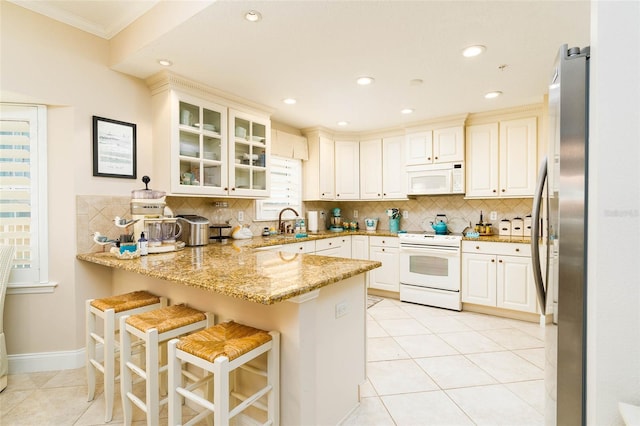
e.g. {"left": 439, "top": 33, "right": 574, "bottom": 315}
{"left": 11, "top": 0, "right": 590, "bottom": 133}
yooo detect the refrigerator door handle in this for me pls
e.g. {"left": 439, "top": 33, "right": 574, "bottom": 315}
{"left": 531, "top": 156, "right": 547, "bottom": 315}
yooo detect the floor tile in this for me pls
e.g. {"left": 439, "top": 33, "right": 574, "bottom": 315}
{"left": 439, "top": 330, "right": 506, "bottom": 354}
{"left": 456, "top": 312, "right": 521, "bottom": 330}
{"left": 394, "top": 334, "right": 459, "bottom": 358}
{"left": 465, "top": 351, "right": 544, "bottom": 383}
{"left": 0, "top": 385, "right": 92, "bottom": 425}
{"left": 359, "top": 379, "right": 377, "bottom": 398}
{"left": 366, "top": 319, "right": 389, "bottom": 338}
{"left": 0, "top": 388, "right": 34, "bottom": 418}
{"left": 42, "top": 366, "right": 87, "bottom": 389}
{"left": 5, "top": 371, "right": 59, "bottom": 391}
{"left": 446, "top": 384, "right": 544, "bottom": 425}
{"left": 367, "top": 359, "right": 439, "bottom": 395}
{"left": 340, "top": 397, "right": 395, "bottom": 426}
{"left": 416, "top": 316, "right": 472, "bottom": 333}
{"left": 367, "top": 306, "right": 413, "bottom": 321}
{"left": 513, "top": 348, "right": 545, "bottom": 369}
{"left": 480, "top": 328, "right": 544, "bottom": 350}
{"left": 505, "top": 379, "right": 545, "bottom": 415}
{"left": 381, "top": 390, "right": 474, "bottom": 425}
{"left": 377, "top": 318, "right": 431, "bottom": 336}
{"left": 367, "top": 336, "right": 411, "bottom": 361}
{"left": 415, "top": 355, "right": 497, "bottom": 389}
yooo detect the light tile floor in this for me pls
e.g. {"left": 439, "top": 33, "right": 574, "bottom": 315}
{"left": 343, "top": 297, "right": 545, "bottom": 425}
{"left": 0, "top": 297, "right": 545, "bottom": 425}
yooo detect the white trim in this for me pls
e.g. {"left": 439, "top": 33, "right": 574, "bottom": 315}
{"left": 7, "top": 280, "right": 58, "bottom": 295}
{"left": 8, "top": 347, "right": 85, "bottom": 373}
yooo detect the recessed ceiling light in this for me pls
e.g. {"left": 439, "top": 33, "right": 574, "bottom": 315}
{"left": 158, "top": 59, "right": 173, "bottom": 67}
{"left": 401, "top": 108, "right": 414, "bottom": 114}
{"left": 484, "top": 91, "right": 503, "bottom": 99}
{"left": 356, "top": 76, "right": 374, "bottom": 86}
{"left": 337, "top": 121, "right": 349, "bottom": 126}
{"left": 462, "top": 45, "right": 486, "bottom": 58}
{"left": 245, "top": 10, "right": 262, "bottom": 22}
{"left": 282, "top": 98, "right": 297, "bottom": 105}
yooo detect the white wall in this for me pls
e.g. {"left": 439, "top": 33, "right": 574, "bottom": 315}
{"left": 0, "top": 2, "right": 153, "bottom": 357}
{"left": 587, "top": 1, "right": 640, "bottom": 423}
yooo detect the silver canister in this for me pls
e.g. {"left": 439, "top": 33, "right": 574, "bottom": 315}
{"left": 177, "top": 215, "right": 210, "bottom": 246}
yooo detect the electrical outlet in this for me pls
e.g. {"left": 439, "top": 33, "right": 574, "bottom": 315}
{"left": 403, "top": 210, "right": 409, "bottom": 219}
{"left": 335, "top": 301, "right": 349, "bottom": 318}
{"left": 238, "top": 211, "right": 244, "bottom": 222}
{"left": 353, "top": 210, "right": 358, "bottom": 218}
{"left": 490, "top": 211, "right": 497, "bottom": 221}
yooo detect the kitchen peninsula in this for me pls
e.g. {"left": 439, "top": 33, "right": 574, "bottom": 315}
{"left": 77, "top": 242, "right": 380, "bottom": 425}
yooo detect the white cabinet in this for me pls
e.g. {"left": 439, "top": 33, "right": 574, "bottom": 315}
{"left": 278, "top": 241, "right": 316, "bottom": 254}
{"left": 462, "top": 241, "right": 537, "bottom": 313}
{"left": 315, "top": 236, "right": 352, "bottom": 258}
{"left": 334, "top": 140, "right": 360, "bottom": 200}
{"left": 351, "top": 236, "right": 369, "bottom": 260}
{"left": 360, "top": 136, "right": 406, "bottom": 200}
{"left": 303, "top": 132, "right": 335, "bottom": 200}
{"left": 368, "top": 236, "right": 400, "bottom": 292}
{"left": 405, "top": 126, "right": 464, "bottom": 166}
{"left": 465, "top": 117, "right": 537, "bottom": 198}
{"left": 149, "top": 80, "right": 271, "bottom": 197}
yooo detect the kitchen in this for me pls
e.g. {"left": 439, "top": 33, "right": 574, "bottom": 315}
{"left": 1, "top": 1, "right": 639, "bottom": 425}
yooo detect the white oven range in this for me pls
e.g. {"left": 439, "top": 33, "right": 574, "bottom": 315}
{"left": 399, "top": 232, "right": 462, "bottom": 311}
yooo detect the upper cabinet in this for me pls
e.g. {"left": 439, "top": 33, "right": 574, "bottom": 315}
{"left": 405, "top": 126, "right": 464, "bottom": 166}
{"left": 360, "top": 136, "right": 406, "bottom": 200}
{"left": 303, "top": 131, "right": 335, "bottom": 200}
{"left": 466, "top": 117, "right": 537, "bottom": 198}
{"left": 334, "top": 140, "right": 360, "bottom": 200}
{"left": 147, "top": 72, "right": 271, "bottom": 198}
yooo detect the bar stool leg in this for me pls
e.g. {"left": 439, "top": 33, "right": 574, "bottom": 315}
{"left": 146, "top": 328, "right": 160, "bottom": 426}
{"left": 167, "top": 340, "right": 181, "bottom": 426}
{"left": 268, "top": 331, "right": 281, "bottom": 426}
{"left": 120, "top": 318, "right": 134, "bottom": 426}
{"left": 86, "top": 299, "right": 96, "bottom": 402}
{"left": 213, "top": 356, "right": 230, "bottom": 426}
{"left": 103, "top": 308, "right": 116, "bottom": 423}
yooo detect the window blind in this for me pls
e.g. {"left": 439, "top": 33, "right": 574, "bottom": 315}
{"left": 255, "top": 156, "right": 302, "bottom": 221}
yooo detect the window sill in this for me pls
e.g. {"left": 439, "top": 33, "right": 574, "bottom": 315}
{"left": 7, "top": 281, "right": 58, "bottom": 295}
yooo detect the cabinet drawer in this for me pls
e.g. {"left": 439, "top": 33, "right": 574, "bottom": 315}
{"left": 462, "top": 241, "right": 530, "bottom": 257}
{"left": 369, "top": 236, "right": 399, "bottom": 248}
{"left": 279, "top": 241, "right": 315, "bottom": 254}
{"left": 315, "top": 236, "right": 348, "bottom": 252}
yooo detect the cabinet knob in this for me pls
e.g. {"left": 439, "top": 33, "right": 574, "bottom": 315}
{"left": 499, "top": 259, "right": 503, "bottom": 263}
{"left": 224, "top": 187, "right": 228, "bottom": 191}
{"left": 299, "top": 247, "right": 303, "bottom": 251}
{"left": 379, "top": 193, "right": 382, "bottom": 196}
{"left": 427, "top": 157, "right": 431, "bottom": 161}
{"left": 491, "top": 259, "right": 495, "bottom": 262}
{"left": 435, "top": 156, "right": 439, "bottom": 160}
{"left": 321, "top": 193, "right": 325, "bottom": 196}
{"left": 231, "top": 187, "right": 236, "bottom": 191}
{"left": 502, "top": 189, "right": 506, "bottom": 192}
{"left": 476, "top": 246, "right": 480, "bottom": 250}
{"left": 328, "top": 242, "right": 332, "bottom": 246}
{"left": 515, "top": 248, "right": 520, "bottom": 252}
{"left": 337, "top": 194, "right": 340, "bottom": 197}
{"left": 382, "top": 240, "right": 385, "bottom": 244}
{"left": 382, "top": 248, "right": 385, "bottom": 252}
{"left": 493, "top": 189, "right": 497, "bottom": 193}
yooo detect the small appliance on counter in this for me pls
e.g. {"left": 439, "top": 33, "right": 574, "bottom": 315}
{"left": 364, "top": 218, "right": 378, "bottom": 231}
{"left": 307, "top": 211, "right": 322, "bottom": 233}
{"left": 329, "top": 207, "right": 344, "bottom": 232}
{"left": 177, "top": 215, "right": 211, "bottom": 246}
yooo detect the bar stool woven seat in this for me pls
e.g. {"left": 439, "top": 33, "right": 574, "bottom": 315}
{"left": 120, "top": 304, "right": 213, "bottom": 426}
{"left": 86, "top": 290, "right": 166, "bottom": 423}
{"left": 168, "top": 321, "right": 280, "bottom": 426}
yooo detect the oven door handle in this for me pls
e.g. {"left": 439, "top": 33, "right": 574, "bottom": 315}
{"left": 400, "top": 245, "right": 460, "bottom": 255}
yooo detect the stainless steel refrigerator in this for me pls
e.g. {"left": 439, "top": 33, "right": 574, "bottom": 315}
{"left": 531, "top": 44, "right": 590, "bottom": 426}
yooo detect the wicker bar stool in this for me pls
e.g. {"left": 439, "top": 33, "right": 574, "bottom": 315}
{"left": 168, "top": 321, "right": 280, "bottom": 426}
{"left": 120, "top": 304, "right": 214, "bottom": 426}
{"left": 86, "top": 290, "right": 167, "bottom": 422}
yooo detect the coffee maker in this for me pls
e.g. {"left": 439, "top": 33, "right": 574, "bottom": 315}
{"left": 329, "top": 207, "right": 344, "bottom": 232}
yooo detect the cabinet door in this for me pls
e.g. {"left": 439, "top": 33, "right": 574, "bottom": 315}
{"left": 318, "top": 136, "right": 335, "bottom": 199}
{"left": 465, "top": 123, "right": 499, "bottom": 197}
{"left": 359, "top": 139, "right": 383, "bottom": 199}
{"left": 228, "top": 109, "right": 270, "bottom": 197}
{"left": 433, "top": 126, "right": 464, "bottom": 163}
{"left": 174, "top": 93, "right": 229, "bottom": 196}
{"left": 405, "top": 131, "right": 433, "bottom": 166}
{"left": 461, "top": 253, "right": 497, "bottom": 306}
{"left": 497, "top": 255, "right": 537, "bottom": 313}
{"left": 351, "top": 236, "right": 369, "bottom": 260}
{"left": 334, "top": 140, "right": 360, "bottom": 200}
{"left": 499, "top": 117, "right": 537, "bottom": 197}
{"left": 369, "top": 246, "right": 399, "bottom": 292}
{"left": 382, "top": 136, "right": 406, "bottom": 199}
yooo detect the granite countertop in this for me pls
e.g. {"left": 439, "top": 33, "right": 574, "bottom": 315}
{"left": 77, "top": 242, "right": 381, "bottom": 305}
{"left": 242, "top": 229, "right": 399, "bottom": 249}
{"left": 462, "top": 234, "right": 532, "bottom": 244}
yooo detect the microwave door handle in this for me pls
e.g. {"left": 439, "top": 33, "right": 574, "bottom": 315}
{"left": 531, "top": 156, "right": 547, "bottom": 316}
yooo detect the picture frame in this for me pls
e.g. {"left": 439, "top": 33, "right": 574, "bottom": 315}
{"left": 92, "top": 115, "right": 137, "bottom": 179}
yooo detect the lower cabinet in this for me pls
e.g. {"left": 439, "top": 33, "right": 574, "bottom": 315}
{"left": 315, "top": 236, "right": 352, "bottom": 258}
{"left": 278, "top": 241, "right": 316, "bottom": 254}
{"left": 368, "top": 236, "right": 399, "bottom": 292}
{"left": 461, "top": 241, "right": 537, "bottom": 313}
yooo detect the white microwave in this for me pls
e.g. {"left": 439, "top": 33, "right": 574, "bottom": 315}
{"left": 406, "top": 162, "right": 465, "bottom": 195}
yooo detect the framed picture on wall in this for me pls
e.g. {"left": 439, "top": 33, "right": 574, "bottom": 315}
{"left": 92, "top": 115, "right": 137, "bottom": 179}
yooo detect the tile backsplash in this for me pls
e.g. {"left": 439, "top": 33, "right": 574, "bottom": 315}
{"left": 77, "top": 195, "right": 533, "bottom": 252}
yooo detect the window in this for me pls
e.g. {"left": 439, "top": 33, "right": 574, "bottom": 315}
{"left": 255, "top": 156, "right": 302, "bottom": 221}
{"left": 0, "top": 104, "right": 51, "bottom": 293}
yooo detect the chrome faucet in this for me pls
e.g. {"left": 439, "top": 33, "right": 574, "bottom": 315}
{"left": 278, "top": 208, "right": 299, "bottom": 234}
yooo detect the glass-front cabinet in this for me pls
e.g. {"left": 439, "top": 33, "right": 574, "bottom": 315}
{"left": 228, "top": 109, "right": 270, "bottom": 197}
{"left": 175, "top": 94, "right": 229, "bottom": 196}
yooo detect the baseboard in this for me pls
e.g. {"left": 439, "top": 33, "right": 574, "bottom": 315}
{"left": 8, "top": 347, "right": 86, "bottom": 374}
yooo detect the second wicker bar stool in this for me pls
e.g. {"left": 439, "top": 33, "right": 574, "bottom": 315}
{"left": 120, "top": 304, "right": 214, "bottom": 426}
{"left": 86, "top": 290, "right": 167, "bottom": 422}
